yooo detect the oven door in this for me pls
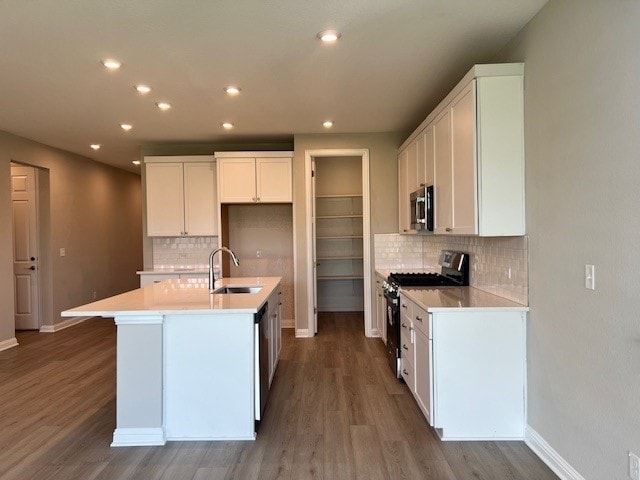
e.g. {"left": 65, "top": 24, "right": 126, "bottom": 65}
{"left": 384, "top": 292, "right": 401, "bottom": 378}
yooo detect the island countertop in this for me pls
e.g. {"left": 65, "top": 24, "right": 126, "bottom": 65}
{"left": 61, "top": 276, "right": 282, "bottom": 317}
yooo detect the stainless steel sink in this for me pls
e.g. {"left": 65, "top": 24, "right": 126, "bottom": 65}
{"left": 213, "top": 286, "right": 263, "bottom": 294}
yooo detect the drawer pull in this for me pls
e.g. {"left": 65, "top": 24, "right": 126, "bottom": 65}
{"left": 403, "top": 369, "right": 408, "bottom": 375}
{"left": 401, "top": 303, "right": 407, "bottom": 309}
{"left": 401, "top": 322, "right": 407, "bottom": 328}
{"left": 446, "top": 227, "right": 452, "bottom": 232}
{"left": 415, "top": 316, "right": 423, "bottom": 322}
{"left": 402, "top": 344, "right": 408, "bottom": 350}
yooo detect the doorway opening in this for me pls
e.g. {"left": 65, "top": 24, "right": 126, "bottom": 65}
{"left": 10, "top": 162, "right": 52, "bottom": 331}
{"left": 305, "top": 149, "right": 372, "bottom": 337}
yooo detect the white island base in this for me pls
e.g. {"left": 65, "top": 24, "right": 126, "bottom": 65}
{"left": 114, "top": 312, "right": 256, "bottom": 446}
{"left": 61, "top": 277, "right": 282, "bottom": 446}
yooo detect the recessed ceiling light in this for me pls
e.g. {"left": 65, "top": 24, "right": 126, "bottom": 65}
{"left": 135, "top": 84, "right": 151, "bottom": 94}
{"left": 132, "top": 160, "right": 141, "bottom": 166}
{"left": 224, "top": 86, "right": 241, "bottom": 96}
{"left": 222, "top": 122, "right": 234, "bottom": 130}
{"left": 156, "top": 102, "right": 171, "bottom": 111}
{"left": 90, "top": 144, "right": 101, "bottom": 150}
{"left": 323, "top": 120, "right": 334, "bottom": 128}
{"left": 101, "top": 58, "right": 122, "bottom": 70}
{"left": 120, "top": 123, "right": 133, "bottom": 131}
{"left": 317, "top": 30, "right": 341, "bottom": 43}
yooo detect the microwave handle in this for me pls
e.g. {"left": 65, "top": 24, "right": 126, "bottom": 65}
{"left": 415, "top": 195, "right": 426, "bottom": 224}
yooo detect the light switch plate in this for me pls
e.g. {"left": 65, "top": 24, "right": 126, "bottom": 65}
{"left": 585, "top": 264, "right": 595, "bottom": 290}
{"left": 60, "top": 247, "right": 66, "bottom": 257}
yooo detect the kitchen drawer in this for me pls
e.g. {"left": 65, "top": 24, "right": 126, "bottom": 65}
{"left": 401, "top": 356, "right": 414, "bottom": 391}
{"left": 400, "top": 324, "right": 414, "bottom": 365}
{"left": 400, "top": 295, "right": 413, "bottom": 322}
{"left": 412, "top": 304, "right": 429, "bottom": 338}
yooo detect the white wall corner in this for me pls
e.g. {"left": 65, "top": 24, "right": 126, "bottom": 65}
{"left": 40, "top": 316, "right": 92, "bottom": 333}
{"left": 525, "top": 425, "right": 585, "bottom": 480}
{"left": 0, "top": 337, "right": 19, "bottom": 352}
{"left": 295, "top": 328, "right": 312, "bottom": 338}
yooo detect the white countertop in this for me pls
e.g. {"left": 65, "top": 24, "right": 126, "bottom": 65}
{"left": 62, "top": 276, "right": 282, "bottom": 317}
{"left": 401, "top": 286, "right": 528, "bottom": 311}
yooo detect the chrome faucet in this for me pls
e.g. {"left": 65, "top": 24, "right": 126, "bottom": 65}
{"left": 209, "top": 246, "right": 240, "bottom": 292}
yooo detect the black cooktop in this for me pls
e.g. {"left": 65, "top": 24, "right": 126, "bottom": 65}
{"left": 388, "top": 251, "right": 470, "bottom": 288}
{"left": 388, "top": 272, "right": 462, "bottom": 287}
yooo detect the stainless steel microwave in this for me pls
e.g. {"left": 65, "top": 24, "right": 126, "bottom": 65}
{"left": 410, "top": 185, "right": 434, "bottom": 232}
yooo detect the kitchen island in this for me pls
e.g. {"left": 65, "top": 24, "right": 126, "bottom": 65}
{"left": 62, "top": 276, "right": 282, "bottom": 446}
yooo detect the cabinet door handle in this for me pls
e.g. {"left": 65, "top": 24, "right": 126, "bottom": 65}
{"left": 401, "top": 303, "right": 407, "bottom": 309}
{"left": 401, "top": 322, "right": 407, "bottom": 328}
{"left": 403, "top": 369, "right": 408, "bottom": 375}
{"left": 446, "top": 227, "right": 452, "bottom": 232}
{"left": 402, "top": 344, "right": 408, "bottom": 350}
{"left": 415, "top": 315, "right": 423, "bottom": 322}
{"left": 256, "top": 197, "right": 260, "bottom": 202}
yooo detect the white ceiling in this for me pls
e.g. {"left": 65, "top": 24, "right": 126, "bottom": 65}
{"left": 0, "top": 0, "right": 547, "bottom": 173}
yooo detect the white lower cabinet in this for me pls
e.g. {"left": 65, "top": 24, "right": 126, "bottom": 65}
{"left": 375, "top": 274, "right": 386, "bottom": 343}
{"left": 400, "top": 292, "right": 526, "bottom": 440}
{"left": 413, "top": 326, "right": 432, "bottom": 425}
{"left": 266, "top": 287, "right": 282, "bottom": 386}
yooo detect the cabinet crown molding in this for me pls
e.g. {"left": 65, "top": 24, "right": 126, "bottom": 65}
{"left": 144, "top": 155, "right": 214, "bottom": 164}
{"left": 214, "top": 151, "right": 293, "bottom": 159}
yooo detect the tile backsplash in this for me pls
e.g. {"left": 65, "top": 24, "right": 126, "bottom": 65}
{"left": 375, "top": 233, "right": 528, "bottom": 305}
{"left": 152, "top": 236, "right": 218, "bottom": 269}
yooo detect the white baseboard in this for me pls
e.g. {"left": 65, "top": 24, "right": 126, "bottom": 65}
{"left": 525, "top": 425, "right": 585, "bottom": 480}
{"left": 40, "top": 316, "right": 92, "bottom": 333}
{"left": 111, "top": 427, "right": 166, "bottom": 447}
{"left": 0, "top": 337, "right": 19, "bottom": 352}
{"left": 295, "top": 328, "right": 312, "bottom": 338}
{"left": 281, "top": 318, "right": 295, "bottom": 329}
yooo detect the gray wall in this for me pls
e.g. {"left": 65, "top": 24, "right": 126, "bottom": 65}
{"left": 0, "top": 130, "right": 142, "bottom": 340}
{"left": 494, "top": 1, "right": 640, "bottom": 478}
{"left": 293, "top": 132, "right": 403, "bottom": 332}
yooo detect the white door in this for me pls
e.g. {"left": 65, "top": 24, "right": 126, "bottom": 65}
{"left": 11, "top": 165, "right": 40, "bottom": 330}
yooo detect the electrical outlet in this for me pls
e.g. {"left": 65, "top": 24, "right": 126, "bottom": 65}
{"left": 585, "top": 264, "right": 595, "bottom": 290}
{"left": 59, "top": 247, "right": 66, "bottom": 257}
{"left": 630, "top": 452, "right": 640, "bottom": 480}
{"left": 256, "top": 250, "right": 262, "bottom": 258}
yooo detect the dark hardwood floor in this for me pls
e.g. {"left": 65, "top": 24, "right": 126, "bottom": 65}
{"left": 0, "top": 313, "right": 557, "bottom": 480}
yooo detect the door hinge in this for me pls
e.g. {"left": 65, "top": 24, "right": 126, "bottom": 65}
{"left": 311, "top": 170, "right": 315, "bottom": 177}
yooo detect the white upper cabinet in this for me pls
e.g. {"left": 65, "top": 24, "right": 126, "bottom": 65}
{"left": 216, "top": 152, "right": 293, "bottom": 204}
{"left": 256, "top": 157, "right": 292, "bottom": 203}
{"left": 145, "top": 156, "right": 217, "bottom": 237}
{"left": 397, "top": 149, "right": 412, "bottom": 234}
{"left": 433, "top": 110, "right": 452, "bottom": 234}
{"left": 217, "top": 157, "right": 256, "bottom": 203}
{"left": 398, "top": 63, "right": 525, "bottom": 237}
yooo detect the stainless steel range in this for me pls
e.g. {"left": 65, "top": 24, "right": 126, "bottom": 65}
{"left": 382, "top": 250, "right": 469, "bottom": 378}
